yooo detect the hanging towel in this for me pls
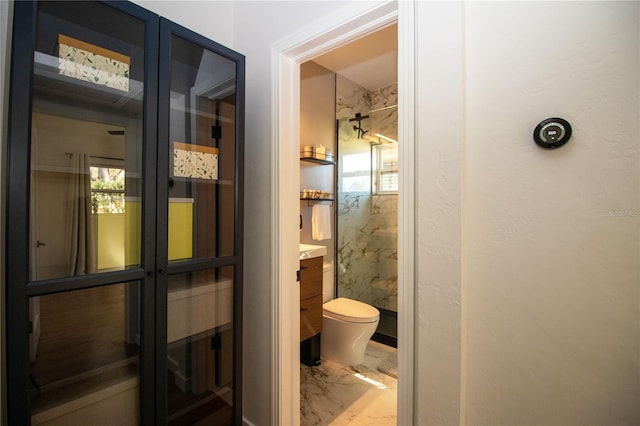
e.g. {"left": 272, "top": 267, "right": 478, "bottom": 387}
{"left": 312, "top": 204, "right": 331, "bottom": 241}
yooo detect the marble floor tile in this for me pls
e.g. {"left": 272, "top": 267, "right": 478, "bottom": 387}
{"left": 301, "top": 341, "right": 397, "bottom": 426}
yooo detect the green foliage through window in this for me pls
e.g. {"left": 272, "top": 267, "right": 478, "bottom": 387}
{"left": 91, "top": 166, "right": 125, "bottom": 214}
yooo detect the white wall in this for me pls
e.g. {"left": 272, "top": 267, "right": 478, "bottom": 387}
{"left": 131, "top": 1, "right": 234, "bottom": 48}
{"left": 414, "top": 2, "right": 465, "bottom": 424}
{"left": 462, "top": 2, "right": 640, "bottom": 425}
{"left": 413, "top": 1, "right": 640, "bottom": 423}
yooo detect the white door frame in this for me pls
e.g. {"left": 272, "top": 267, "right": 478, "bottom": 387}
{"left": 270, "top": 1, "right": 416, "bottom": 425}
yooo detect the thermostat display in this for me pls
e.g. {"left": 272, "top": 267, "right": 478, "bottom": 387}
{"left": 533, "top": 118, "right": 572, "bottom": 149}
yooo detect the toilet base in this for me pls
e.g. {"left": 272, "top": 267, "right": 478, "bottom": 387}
{"left": 320, "top": 317, "right": 378, "bottom": 366}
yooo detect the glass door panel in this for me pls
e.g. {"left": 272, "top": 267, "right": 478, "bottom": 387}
{"left": 30, "top": 1, "right": 145, "bottom": 281}
{"left": 29, "top": 282, "right": 141, "bottom": 424}
{"left": 166, "top": 267, "right": 235, "bottom": 424}
{"left": 163, "top": 27, "right": 243, "bottom": 425}
{"left": 168, "top": 35, "right": 237, "bottom": 261}
{"left": 16, "top": 2, "right": 150, "bottom": 423}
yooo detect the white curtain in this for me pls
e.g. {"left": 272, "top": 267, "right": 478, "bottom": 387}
{"left": 66, "top": 153, "right": 96, "bottom": 275}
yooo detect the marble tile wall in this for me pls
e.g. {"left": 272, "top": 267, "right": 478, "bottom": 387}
{"left": 370, "top": 83, "right": 398, "bottom": 142}
{"left": 336, "top": 76, "right": 398, "bottom": 312}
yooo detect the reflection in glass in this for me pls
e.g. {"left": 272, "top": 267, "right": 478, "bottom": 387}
{"left": 29, "top": 283, "right": 140, "bottom": 424}
{"left": 167, "top": 267, "right": 234, "bottom": 424}
{"left": 30, "top": 1, "right": 145, "bottom": 281}
{"left": 168, "top": 36, "right": 237, "bottom": 260}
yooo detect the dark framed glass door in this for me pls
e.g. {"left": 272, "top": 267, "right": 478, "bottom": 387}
{"left": 5, "top": 1, "right": 244, "bottom": 424}
{"left": 156, "top": 18, "right": 244, "bottom": 425}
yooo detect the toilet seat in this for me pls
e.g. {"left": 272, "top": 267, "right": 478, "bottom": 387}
{"left": 323, "top": 297, "right": 379, "bottom": 323}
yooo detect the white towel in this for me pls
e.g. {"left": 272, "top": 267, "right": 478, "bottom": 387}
{"left": 312, "top": 204, "right": 331, "bottom": 241}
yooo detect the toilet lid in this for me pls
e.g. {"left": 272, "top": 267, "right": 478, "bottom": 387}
{"left": 323, "top": 297, "right": 379, "bottom": 323}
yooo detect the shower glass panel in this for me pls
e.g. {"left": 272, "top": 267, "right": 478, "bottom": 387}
{"left": 336, "top": 75, "right": 398, "bottom": 344}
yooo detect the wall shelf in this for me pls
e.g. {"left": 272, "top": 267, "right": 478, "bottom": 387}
{"left": 300, "top": 197, "right": 334, "bottom": 202}
{"left": 300, "top": 192, "right": 334, "bottom": 205}
{"left": 300, "top": 154, "right": 335, "bottom": 166}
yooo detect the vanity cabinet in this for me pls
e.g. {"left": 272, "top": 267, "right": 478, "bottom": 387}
{"left": 300, "top": 256, "right": 323, "bottom": 341}
{"left": 300, "top": 256, "right": 323, "bottom": 366}
{"left": 5, "top": 1, "right": 244, "bottom": 424}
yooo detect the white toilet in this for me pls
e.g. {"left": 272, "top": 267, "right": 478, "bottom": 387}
{"left": 321, "top": 297, "right": 380, "bottom": 366}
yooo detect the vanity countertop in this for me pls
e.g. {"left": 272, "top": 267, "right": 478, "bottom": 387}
{"left": 299, "top": 243, "right": 327, "bottom": 260}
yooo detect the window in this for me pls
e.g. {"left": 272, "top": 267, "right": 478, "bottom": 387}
{"left": 373, "top": 144, "right": 398, "bottom": 194}
{"left": 340, "top": 152, "right": 371, "bottom": 192}
{"left": 90, "top": 160, "right": 125, "bottom": 214}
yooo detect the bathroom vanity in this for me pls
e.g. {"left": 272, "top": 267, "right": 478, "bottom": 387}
{"left": 300, "top": 256, "right": 323, "bottom": 342}
{"left": 299, "top": 244, "right": 326, "bottom": 366}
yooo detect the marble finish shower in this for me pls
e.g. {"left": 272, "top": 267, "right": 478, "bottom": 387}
{"left": 336, "top": 75, "right": 398, "bottom": 343}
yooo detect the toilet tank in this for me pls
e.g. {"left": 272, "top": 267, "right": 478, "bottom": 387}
{"left": 322, "top": 261, "right": 334, "bottom": 303}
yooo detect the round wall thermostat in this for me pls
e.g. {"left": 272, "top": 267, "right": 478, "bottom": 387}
{"left": 533, "top": 117, "right": 572, "bottom": 149}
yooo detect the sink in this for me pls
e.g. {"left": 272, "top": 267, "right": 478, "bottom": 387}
{"left": 299, "top": 243, "right": 327, "bottom": 259}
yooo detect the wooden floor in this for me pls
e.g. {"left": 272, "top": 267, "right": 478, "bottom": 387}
{"left": 30, "top": 283, "right": 138, "bottom": 396}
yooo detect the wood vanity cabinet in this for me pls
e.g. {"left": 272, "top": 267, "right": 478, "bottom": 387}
{"left": 300, "top": 256, "right": 323, "bottom": 342}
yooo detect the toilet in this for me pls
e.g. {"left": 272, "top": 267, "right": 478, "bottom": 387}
{"left": 322, "top": 261, "right": 334, "bottom": 303}
{"left": 321, "top": 297, "right": 380, "bottom": 366}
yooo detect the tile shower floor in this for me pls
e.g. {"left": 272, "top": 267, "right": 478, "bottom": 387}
{"left": 300, "top": 341, "right": 397, "bottom": 426}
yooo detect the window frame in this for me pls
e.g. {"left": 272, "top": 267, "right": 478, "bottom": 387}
{"left": 372, "top": 143, "right": 398, "bottom": 195}
{"left": 90, "top": 157, "right": 126, "bottom": 215}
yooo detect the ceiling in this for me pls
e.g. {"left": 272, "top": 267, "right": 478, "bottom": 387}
{"left": 311, "top": 23, "right": 397, "bottom": 91}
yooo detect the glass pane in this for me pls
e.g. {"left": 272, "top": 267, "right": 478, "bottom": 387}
{"left": 374, "top": 145, "right": 398, "bottom": 194}
{"left": 30, "top": 1, "right": 145, "bottom": 280}
{"left": 29, "top": 283, "right": 141, "bottom": 424}
{"left": 336, "top": 75, "right": 399, "bottom": 340}
{"left": 167, "top": 267, "right": 234, "bottom": 424}
{"left": 168, "top": 35, "right": 237, "bottom": 261}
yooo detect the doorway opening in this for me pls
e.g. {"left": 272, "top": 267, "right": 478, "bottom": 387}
{"left": 298, "top": 24, "right": 398, "bottom": 422}
{"left": 271, "top": 2, "right": 415, "bottom": 425}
